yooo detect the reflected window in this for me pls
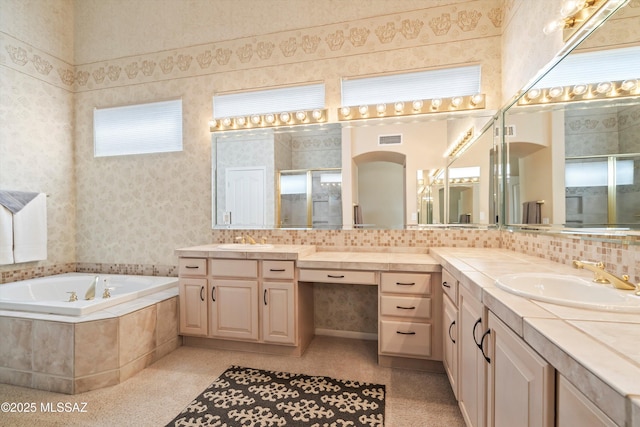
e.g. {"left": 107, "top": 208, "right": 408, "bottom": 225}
{"left": 566, "top": 160, "right": 633, "bottom": 187}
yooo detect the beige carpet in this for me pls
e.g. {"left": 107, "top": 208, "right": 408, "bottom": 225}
{"left": 0, "top": 336, "right": 464, "bottom": 427}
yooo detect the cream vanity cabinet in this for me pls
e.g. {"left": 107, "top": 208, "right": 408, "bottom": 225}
{"left": 442, "top": 269, "right": 459, "bottom": 399}
{"left": 178, "top": 258, "right": 208, "bottom": 336}
{"left": 486, "top": 312, "right": 554, "bottom": 427}
{"left": 556, "top": 374, "right": 616, "bottom": 427}
{"left": 378, "top": 271, "right": 443, "bottom": 368}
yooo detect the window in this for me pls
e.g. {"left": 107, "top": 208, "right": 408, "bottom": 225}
{"left": 341, "top": 66, "right": 481, "bottom": 106}
{"left": 213, "top": 84, "right": 325, "bottom": 118}
{"left": 94, "top": 99, "right": 183, "bottom": 157}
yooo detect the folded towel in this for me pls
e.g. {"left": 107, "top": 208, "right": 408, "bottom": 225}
{"left": 13, "top": 193, "right": 47, "bottom": 263}
{"left": 0, "top": 190, "right": 39, "bottom": 214}
{"left": 0, "top": 205, "right": 13, "bottom": 265}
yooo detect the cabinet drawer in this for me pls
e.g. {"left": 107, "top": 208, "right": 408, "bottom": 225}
{"left": 442, "top": 269, "right": 458, "bottom": 303}
{"left": 381, "top": 272, "right": 431, "bottom": 295}
{"left": 379, "top": 320, "right": 432, "bottom": 357}
{"left": 380, "top": 295, "right": 431, "bottom": 319}
{"left": 179, "top": 258, "right": 207, "bottom": 276}
{"left": 262, "top": 261, "right": 294, "bottom": 280}
{"left": 210, "top": 259, "right": 258, "bottom": 278}
{"left": 298, "top": 269, "right": 377, "bottom": 285}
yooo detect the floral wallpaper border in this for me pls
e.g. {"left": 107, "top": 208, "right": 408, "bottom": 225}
{"left": 1, "top": 1, "right": 502, "bottom": 93}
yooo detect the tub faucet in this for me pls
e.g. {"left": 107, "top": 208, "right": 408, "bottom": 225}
{"left": 572, "top": 260, "right": 638, "bottom": 291}
{"left": 85, "top": 276, "right": 100, "bottom": 300}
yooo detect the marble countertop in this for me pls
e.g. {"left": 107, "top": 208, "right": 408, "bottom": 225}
{"left": 175, "top": 244, "right": 316, "bottom": 260}
{"left": 429, "top": 247, "right": 640, "bottom": 427}
{"left": 296, "top": 250, "right": 440, "bottom": 272}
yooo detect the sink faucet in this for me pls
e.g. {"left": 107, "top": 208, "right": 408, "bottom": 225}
{"left": 572, "top": 260, "right": 638, "bottom": 291}
{"left": 85, "top": 275, "right": 100, "bottom": 300}
{"left": 246, "top": 234, "right": 257, "bottom": 244}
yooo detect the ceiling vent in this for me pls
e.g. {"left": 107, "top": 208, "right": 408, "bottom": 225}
{"left": 494, "top": 125, "right": 516, "bottom": 137}
{"left": 378, "top": 134, "right": 402, "bottom": 145}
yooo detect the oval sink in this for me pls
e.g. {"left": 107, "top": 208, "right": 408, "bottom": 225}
{"left": 495, "top": 273, "right": 640, "bottom": 312}
{"left": 216, "top": 243, "right": 275, "bottom": 251}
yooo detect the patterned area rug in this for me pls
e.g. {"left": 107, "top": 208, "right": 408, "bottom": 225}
{"left": 167, "top": 365, "right": 385, "bottom": 426}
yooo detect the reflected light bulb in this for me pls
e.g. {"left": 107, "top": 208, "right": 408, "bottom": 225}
{"left": 451, "top": 97, "right": 463, "bottom": 107}
{"left": 250, "top": 115, "right": 261, "bottom": 125}
{"left": 596, "top": 81, "right": 612, "bottom": 94}
{"left": 312, "top": 109, "right": 323, "bottom": 120}
{"left": 236, "top": 117, "right": 246, "bottom": 126}
{"left": 222, "top": 117, "right": 232, "bottom": 127}
{"left": 431, "top": 98, "right": 442, "bottom": 109}
{"left": 340, "top": 106, "right": 351, "bottom": 117}
{"left": 572, "top": 84, "right": 588, "bottom": 96}
{"left": 280, "top": 112, "right": 291, "bottom": 122}
{"left": 621, "top": 79, "right": 638, "bottom": 92}
{"left": 526, "top": 89, "right": 541, "bottom": 100}
{"left": 295, "top": 111, "right": 306, "bottom": 121}
{"left": 470, "top": 94, "right": 484, "bottom": 106}
{"left": 358, "top": 105, "right": 369, "bottom": 115}
{"left": 394, "top": 102, "right": 404, "bottom": 112}
{"left": 265, "top": 114, "right": 275, "bottom": 124}
{"left": 548, "top": 87, "right": 564, "bottom": 98}
{"left": 376, "top": 104, "right": 386, "bottom": 114}
{"left": 412, "top": 100, "right": 423, "bottom": 111}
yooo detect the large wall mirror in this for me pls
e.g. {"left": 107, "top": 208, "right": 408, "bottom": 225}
{"left": 213, "top": 111, "right": 497, "bottom": 230}
{"left": 503, "top": 3, "right": 640, "bottom": 230}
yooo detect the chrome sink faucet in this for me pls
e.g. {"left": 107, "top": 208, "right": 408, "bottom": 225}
{"left": 572, "top": 260, "right": 638, "bottom": 292}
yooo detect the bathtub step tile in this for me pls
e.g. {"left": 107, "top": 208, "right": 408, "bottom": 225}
{"left": 0, "top": 317, "right": 33, "bottom": 370}
{"left": 0, "top": 367, "right": 32, "bottom": 388}
{"left": 75, "top": 369, "right": 120, "bottom": 394}
{"left": 156, "top": 297, "right": 179, "bottom": 346}
{"left": 75, "top": 318, "right": 119, "bottom": 377}
{"left": 119, "top": 305, "right": 157, "bottom": 367}
{"left": 31, "top": 372, "right": 73, "bottom": 394}
{"left": 32, "top": 320, "right": 73, "bottom": 377}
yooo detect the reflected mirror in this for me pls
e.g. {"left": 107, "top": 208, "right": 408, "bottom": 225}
{"left": 503, "top": 4, "right": 640, "bottom": 229}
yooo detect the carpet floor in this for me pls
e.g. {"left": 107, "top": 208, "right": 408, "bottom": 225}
{"left": 0, "top": 336, "right": 464, "bottom": 427}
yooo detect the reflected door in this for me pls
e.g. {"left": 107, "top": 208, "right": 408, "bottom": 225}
{"left": 225, "top": 167, "right": 266, "bottom": 226}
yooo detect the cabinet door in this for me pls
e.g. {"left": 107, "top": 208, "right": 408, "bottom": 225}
{"left": 209, "top": 279, "right": 259, "bottom": 341}
{"left": 179, "top": 278, "right": 208, "bottom": 336}
{"left": 487, "top": 312, "right": 554, "bottom": 427}
{"left": 442, "top": 293, "right": 458, "bottom": 399}
{"left": 458, "top": 285, "right": 486, "bottom": 427}
{"left": 556, "top": 374, "right": 616, "bottom": 427}
{"left": 262, "top": 282, "right": 295, "bottom": 345}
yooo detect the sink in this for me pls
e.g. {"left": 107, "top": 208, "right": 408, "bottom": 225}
{"left": 216, "top": 243, "right": 275, "bottom": 251}
{"left": 495, "top": 273, "right": 640, "bottom": 312}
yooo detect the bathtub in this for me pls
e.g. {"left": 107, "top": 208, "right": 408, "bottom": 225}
{"left": 0, "top": 273, "right": 178, "bottom": 316}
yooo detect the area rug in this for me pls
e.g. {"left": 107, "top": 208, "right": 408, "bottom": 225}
{"left": 166, "top": 365, "right": 385, "bottom": 426}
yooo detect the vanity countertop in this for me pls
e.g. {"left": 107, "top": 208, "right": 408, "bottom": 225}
{"left": 430, "top": 247, "right": 640, "bottom": 427}
{"left": 175, "top": 244, "right": 317, "bottom": 260}
{"left": 296, "top": 250, "right": 440, "bottom": 272}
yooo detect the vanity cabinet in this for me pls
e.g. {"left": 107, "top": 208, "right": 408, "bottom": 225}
{"left": 486, "top": 312, "right": 554, "bottom": 427}
{"left": 556, "top": 374, "right": 616, "bottom": 427}
{"left": 442, "top": 269, "right": 459, "bottom": 399}
{"left": 261, "top": 261, "right": 296, "bottom": 345}
{"left": 378, "top": 271, "right": 442, "bottom": 366}
{"left": 458, "top": 283, "right": 488, "bottom": 427}
{"left": 178, "top": 258, "right": 208, "bottom": 336}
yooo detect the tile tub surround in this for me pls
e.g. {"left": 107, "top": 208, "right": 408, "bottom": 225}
{"left": 0, "top": 290, "right": 180, "bottom": 394}
{"left": 430, "top": 247, "right": 640, "bottom": 427}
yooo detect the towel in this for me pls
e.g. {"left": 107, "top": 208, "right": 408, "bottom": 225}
{"left": 13, "top": 193, "right": 47, "bottom": 263}
{"left": 0, "top": 190, "right": 39, "bottom": 214}
{"left": 0, "top": 205, "right": 13, "bottom": 265}
{"left": 522, "top": 201, "right": 541, "bottom": 224}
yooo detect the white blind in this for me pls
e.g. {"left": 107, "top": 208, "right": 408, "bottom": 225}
{"left": 341, "top": 66, "right": 481, "bottom": 106}
{"left": 213, "top": 84, "right": 325, "bottom": 118}
{"left": 534, "top": 46, "right": 640, "bottom": 88}
{"left": 94, "top": 99, "right": 183, "bottom": 157}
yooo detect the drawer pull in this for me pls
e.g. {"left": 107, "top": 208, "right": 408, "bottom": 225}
{"left": 396, "top": 331, "right": 416, "bottom": 335}
{"left": 185, "top": 265, "right": 200, "bottom": 269}
{"left": 264, "top": 289, "right": 268, "bottom": 305}
{"left": 328, "top": 274, "right": 345, "bottom": 279}
{"left": 443, "top": 281, "right": 451, "bottom": 288}
{"left": 396, "top": 282, "right": 415, "bottom": 286}
{"left": 269, "top": 268, "right": 286, "bottom": 272}
{"left": 211, "top": 287, "right": 216, "bottom": 302}
{"left": 396, "top": 305, "right": 416, "bottom": 310}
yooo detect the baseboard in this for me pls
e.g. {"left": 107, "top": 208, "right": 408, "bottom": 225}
{"left": 314, "top": 328, "right": 377, "bottom": 341}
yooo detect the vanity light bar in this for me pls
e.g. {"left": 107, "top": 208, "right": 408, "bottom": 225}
{"left": 444, "top": 127, "right": 475, "bottom": 159}
{"left": 337, "top": 94, "right": 486, "bottom": 122}
{"left": 519, "top": 78, "right": 640, "bottom": 106}
{"left": 209, "top": 108, "right": 327, "bottom": 132}
{"left": 433, "top": 176, "right": 480, "bottom": 185}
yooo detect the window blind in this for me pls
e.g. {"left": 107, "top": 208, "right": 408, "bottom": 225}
{"left": 341, "top": 66, "right": 481, "bottom": 106}
{"left": 213, "top": 84, "right": 325, "bottom": 118}
{"left": 533, "top": 46, "right": 640, "bottom": 88}
{"left": 94, "top": 99, "right": 183, "bottom": 157}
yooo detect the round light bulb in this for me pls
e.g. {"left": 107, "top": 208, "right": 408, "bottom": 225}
{"left": 295, "top": 111, "right": 306, "bottom": 121}
{"left": 312, "top": 109, "right": 323, "bottom": 120}
{"left": 431, "top": 98, "right": 442, "bottom": 109}
{"left": 451, "top": 96, "right": 463, "bottom": 107}
{"left": 526, "top": 89, "right": 541, "bottom": 100}
{"left": 471, "top": 94, "right": 484, "bottom": 106}
{"left": 543, "top": 19, "right": 564, "bottom": 35}
{"left": 394, "top": 102, "right": 404, "bottom": 113}
{"left": 250, "top": 115, "right": 261, "bottom": 125}
{"left": 548, "top": 87, "right": 564, "bottom": 98}
{"left": 621, "top": 79, "right": 638, "bottom": 92}
{"left": 358, "top": 105, "right": 369, "bottom": 115}
{"left": 376, "top": 104, "right": 386, "bottom": 114}
{"left": 412, "top": 100, "right": 423, "bottom": 111}
{"left": 280, "top": 112, "right": 291, "bottom": 123}
{"left": 222, "top": 117, "right": 232, "bottom": 127}
{"left": 596, "top": 81, "right": 612, "bottom": 94}
{"left": 265, "top": 114, "right": 275, "bottom": 124}
{"left": 340, "top": 106, "right": 351, "bottom": 117}
{"left": 560, "top": 0, "right": 585, "bottom": 18}
{"left": 208, "top": 119, "right": 217, "bottom": 128}
{"left": 572, "top": 84, "right": 588, "bottom": 96}
{"left": 236, "top": 117, "right": 246, "bottom": 126}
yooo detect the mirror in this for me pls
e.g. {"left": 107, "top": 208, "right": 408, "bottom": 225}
{"left": 503, "top": 4, "right": 640, "bottom": 230}
{"left": 213, "top": 113, "right": 497, "bottom": 229}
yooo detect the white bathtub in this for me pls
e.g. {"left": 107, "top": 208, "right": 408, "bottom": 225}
{"left": 0, "top": 273, "right": 178, "bottom": 316}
